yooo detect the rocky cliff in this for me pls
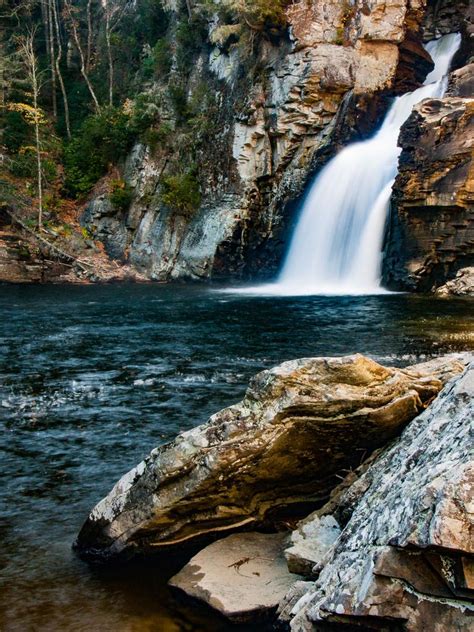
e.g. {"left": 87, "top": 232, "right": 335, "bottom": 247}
{"left": 83, "top": 0, "right": 454, "bottom": 284}
{"left": 383, "top": 95, "right": 474, "bottom": 291}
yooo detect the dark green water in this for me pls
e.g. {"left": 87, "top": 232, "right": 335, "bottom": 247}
{"left": 1, "top": 284, "right": 472, "bottom": 631}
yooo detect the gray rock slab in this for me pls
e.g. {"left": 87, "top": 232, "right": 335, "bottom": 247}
{"left": 284, "top": 514, "right": 341, "bottom": 577}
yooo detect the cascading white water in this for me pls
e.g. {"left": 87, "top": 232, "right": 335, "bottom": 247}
{"left": 249, "top": 33, "right": 461, "bottom": 296}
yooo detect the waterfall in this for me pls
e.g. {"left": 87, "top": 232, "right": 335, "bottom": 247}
{"left": 257, "top": 33, "right": 461, "bottom": 296}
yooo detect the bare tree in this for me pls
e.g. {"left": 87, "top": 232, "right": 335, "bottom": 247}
{"left": 102, "top": 0, "right": 127, "bottom": 106}
{"left": 86, "top": 0, "right": 93, "bottom": 71}
{"left": 63, "top": 0, "right": 101, "bottom": 112}
{"left": 185, "top": 0, "right": 192, "bottom": 19}
{"left": 46, "top": 0, "right": 57, "bottom": 117}
{"left": 15, "top": 27, "right": 45, "bottom": 229}
{"left": 52, "top": 0, "right": 71, "bottom": 137}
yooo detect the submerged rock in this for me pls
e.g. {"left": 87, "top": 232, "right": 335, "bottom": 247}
{"left": 169, "top": 532, "right": 298, "bottom": 623}
{"left": 279, "top": 361, "right": 474, "bottom": 631}
{"left": 75, "top": 354, "right": 467, "bottom": 561}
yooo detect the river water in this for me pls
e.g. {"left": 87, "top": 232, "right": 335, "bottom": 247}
{"left": 1, "top": 284, "right": 473, "bottom": 631}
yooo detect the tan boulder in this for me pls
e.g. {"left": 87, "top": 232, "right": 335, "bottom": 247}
{"left": 169, "top": 532, "right": 298, "bottom": 623}
{"left": 75, "top": 354, "right": 468, "bottom": 561}
{"left": 436, "top": 267, "right": 474, "bottom": 297}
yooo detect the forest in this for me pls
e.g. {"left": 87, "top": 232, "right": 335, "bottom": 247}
{"left": 0, "top": 0, "right": 288, "bottom": 233}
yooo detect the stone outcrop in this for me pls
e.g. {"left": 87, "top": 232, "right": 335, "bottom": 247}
{"left": 169, "top": 532, "right": 298, "bottom": 623}
{"left": 83, "top": 0, "right": 435, "bottom": 282}
{"left": 436, "top": 266, "right": 474, "bottom": 296}
{"left": 383, "top": 97, "right": 474, "bottom": 291}
{"left": 75, "top": 353, "right": 467, "bottom": 561}
{"left": 284, "top": 514, "right": 341, "bottom": 577}
{"left": 279, "top": 362, "right": 474, "bottom": 631}
{"left": 423, "top": 0, "right": 471, "bottom": 40}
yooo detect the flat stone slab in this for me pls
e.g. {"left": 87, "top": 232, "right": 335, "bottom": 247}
{"left": 169, "top": 532, "right": 299, "bottom": 622}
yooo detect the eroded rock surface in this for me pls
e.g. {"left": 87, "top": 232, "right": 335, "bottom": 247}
{"left": 169, "top": 532, "right": 298, "bottom": 623}
{"left": 279, "top": 361, "right": 474, "bottom": 631}
{"left": 383, "top": 97, "right": 474, "bottom": 291}
{"left": 75, "top": 354, "right": 467, "bottom": 561}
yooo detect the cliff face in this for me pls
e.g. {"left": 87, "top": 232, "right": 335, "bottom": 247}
{"left": 383, "top": 96, "right": 474, "bottom": 291}
{"left": 82, "top": 0, "right": 435, "bottom": 282}
{"left": 382, "top": 0, "right": 473, "bottom": 291}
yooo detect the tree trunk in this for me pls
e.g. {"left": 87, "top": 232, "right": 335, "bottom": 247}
{"left": 86, "top": 0, "right": 93, "bottom": 72}
{"left": 21, "top": 31, "right": 44, "bottom": 230}
{"left": 64, "top": 0, "right": 101, "bottom": 113}
{"left": 47, "top": 0, "right": 57, "bottom": 118}
{"left": 52, "top": 0, "right": 71, "bottom": 138}
{"left": 105, "top": 11, "right": 113, "bottom": 106}
{"left": 185, "top": 0, "right": 192, "bottom": 19}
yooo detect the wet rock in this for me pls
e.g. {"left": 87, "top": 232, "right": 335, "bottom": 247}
{"left": 75, "top": 353, "right": 468, "bottom": 561}
{"left": 383, "top": 96, "right": 474, "bottom": 291}
{"left": 279, "top": 361, "right": 474, "bottom": 631}
{"left": 169, "top": 532, "right": 298, "bottom": 623}
{"left": 448, "top": 63, "right": 474, "bottom": 98}
{"left": 436, "top": 266, "right": 474, "bottom": 296}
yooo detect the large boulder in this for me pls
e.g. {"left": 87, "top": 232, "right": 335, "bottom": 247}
{"left": 75, "top": 354, "right": 467, "bottom": 561}
{"left": 279, "top": 361, "right": 474, "bottom": 631}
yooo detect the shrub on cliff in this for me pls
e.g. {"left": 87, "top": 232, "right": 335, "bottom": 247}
{"left": 109, "top": 179, "right": 134, "bottom": 212}
{"left": 64, "top": 108, "right": 134, "bottom": 197}
{"left": 207, "top": 0, "right": 289, "bottom": 51}
{"left": 160, "top": 171, "right": 201, "bottom": 217}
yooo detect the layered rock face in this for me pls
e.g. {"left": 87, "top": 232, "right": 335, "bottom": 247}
{"left": 75, "top": 354, "right": 466, "bottom": 561}
{"left": 383, "top": 97, "right": 474, "bottom": 291}
{"left": 279, "top": 362, "right": 474, "bottom": 631}
{"left": 382, "top": 0, "right": 474, "bottom": 291}
{"left": 83, "top": 0, "right": 434, "bottom": 282}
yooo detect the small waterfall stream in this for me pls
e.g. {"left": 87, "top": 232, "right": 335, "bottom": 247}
{"left": 243, "top": 33, "right": 461, "bottom": 296}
